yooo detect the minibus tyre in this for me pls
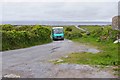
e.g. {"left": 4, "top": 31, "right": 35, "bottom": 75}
{"left": 53, "top": 38, "right": 56, "bottom": 41}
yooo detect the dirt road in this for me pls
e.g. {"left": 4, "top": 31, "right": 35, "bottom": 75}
{"left": 2, "top": 39, "right": 115, "bottom": 78}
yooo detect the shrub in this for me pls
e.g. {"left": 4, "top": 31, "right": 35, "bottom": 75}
{"left": 31, "top": 25, "right": 51, "bottom": 42}
{"left": 2, "top": 25, "right": 52, "bottom": 51}
{"left": 2, "top": 24, "right": 15, "bottom": 31}
{"left": 65, "top": 31, "right": 82, "bottom": 39}
{"left": 15, "top": 25, "right": 33, "bottom": 31}
{"left": 90, "top": 27, "right": 120, "bottom": 42}
{"left": 65, "top": 27, "right": 72, "bottom": 32}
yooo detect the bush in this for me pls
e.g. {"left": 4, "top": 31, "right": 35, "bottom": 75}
{"left": 31, "top": 25, "right": 51, "bottom": 42}
{"left": 65, "top": 27, "right": 72, "bottom": 32}
{"left": 90, "top": 27, "right": 120, "bottom": 42}
{"left": 64, "top": 26, "right": 119, "bottom": 43}
{"left": 15, "top": 25, "right": 33, "bottom": 31}
{"left": 2, "top": 24, "right": 15, "bottom": 31}
{"left": 65, "top": 31, "right": 82, "bottom": 39}
{"left": 2, "top": 30, "right": 30, "bottom": 50}
{"left": 2, "top": 25, "right": 52, "bottom": 51}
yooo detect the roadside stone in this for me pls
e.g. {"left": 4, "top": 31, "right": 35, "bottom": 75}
{"left": 113, "top": 39, "right": 120, "bottom": 44}
{"left": 64, "top": 56, "right": 68, "bottom": 58}
{"left": 57, "top": 59, "right": 63, "bottom": 63}
{"left": 4, "top": 74, "right": 20, "bottom": 78}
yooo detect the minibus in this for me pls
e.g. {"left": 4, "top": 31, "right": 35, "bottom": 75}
{"left": 52, "top": 27, "right": 64, "bottom": 40}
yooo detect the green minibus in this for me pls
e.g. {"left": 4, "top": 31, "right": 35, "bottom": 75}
{"left": 52, "top": 27, "right": 64, "bottom": 40}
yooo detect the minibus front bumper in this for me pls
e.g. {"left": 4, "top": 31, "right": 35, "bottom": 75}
{"left": 53, "top": 36, "right": 64, "bottom": 40}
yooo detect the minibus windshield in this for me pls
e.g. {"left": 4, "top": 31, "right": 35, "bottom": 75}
{"left": 53, "top": 29, "right": 63, "bottom": 34}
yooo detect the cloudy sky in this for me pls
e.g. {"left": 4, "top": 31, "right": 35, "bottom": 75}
{"left": 1, "top": 0, "right": 119, "bottom": 22}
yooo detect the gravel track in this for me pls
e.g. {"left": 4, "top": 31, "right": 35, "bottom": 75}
{"left": 2, "top": 39, "right": 115, "bottom": 78}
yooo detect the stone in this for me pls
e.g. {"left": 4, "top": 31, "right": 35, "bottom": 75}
{"left": 64, "top": 56, "right": 68, "bottom": 58}
{"left": 57, "top": 59, "right": 63, "bottom": 63}
{"left": 112, "top": 16, "right": 120, "bottom": 30}
{"left": 113, "top": 39, "right": 120, "bottom": 44}
{"left": 4, "top": 74, "right": 20, "bottom": 78}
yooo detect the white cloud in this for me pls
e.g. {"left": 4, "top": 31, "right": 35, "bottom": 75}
{"left": 0, "top": 3, "right": 2, "bottom": 24}
{"left": 2, "top": 2, "right": 118, "bottom": 22}
{"left": 1, "top": 0, "right": 120, "bottom": 2}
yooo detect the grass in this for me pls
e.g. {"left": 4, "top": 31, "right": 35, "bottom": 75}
{"left": 53, "top": 25, "right": 120, "bottom": 76}
{"left": 54, "top": 37, "right": 119, "bottom": 66}
{"left": 70, "top": 38, "right": 119, "bottom": 65}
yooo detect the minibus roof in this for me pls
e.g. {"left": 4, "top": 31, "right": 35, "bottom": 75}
{"left": 52, "top": 27, "right": 63, "bottom": 29}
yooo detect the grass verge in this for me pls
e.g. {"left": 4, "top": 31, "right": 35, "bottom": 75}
{"left": 53, "top": 25, "right": 119, "bottom": 75}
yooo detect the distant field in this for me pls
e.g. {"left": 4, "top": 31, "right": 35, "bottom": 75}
{"left": 80, "top": 25, "right": 111, "bottom": 32}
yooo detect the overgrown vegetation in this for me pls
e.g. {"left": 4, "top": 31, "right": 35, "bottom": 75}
{"left": 1, "top": 24, "right": 52, "bottom": 51}
{"left": 55, "top": 25, "right": 120, "bottom": 66}
{"left": 65, "top": 25, "right": 120, "bottom": 42}
{"left": 64, "top": 26, "right": 83, "bottom": 39}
